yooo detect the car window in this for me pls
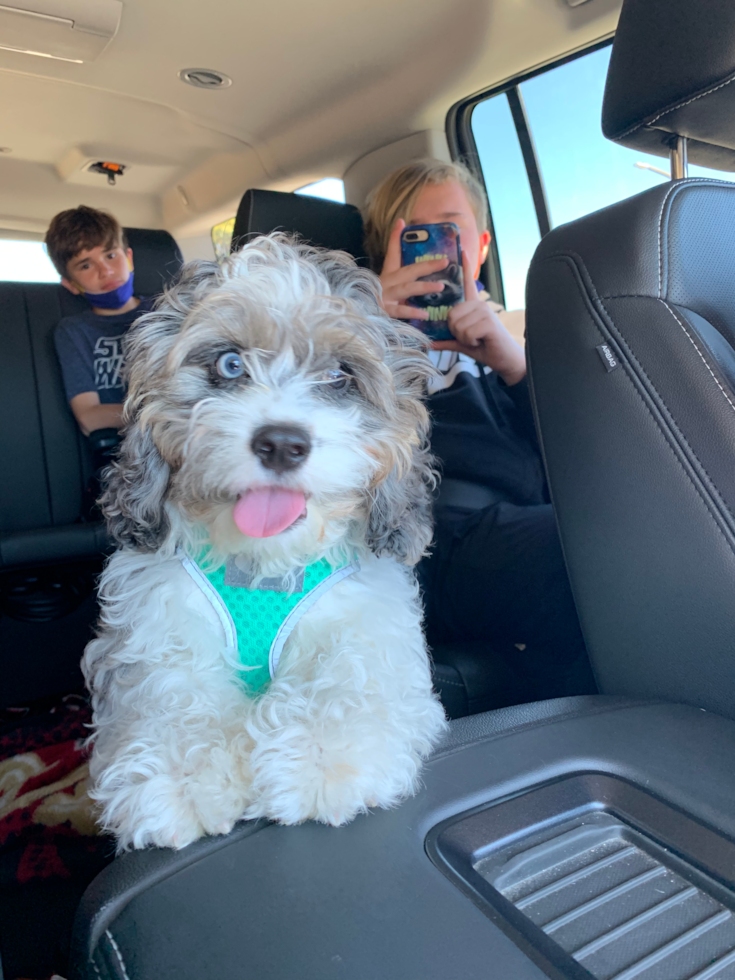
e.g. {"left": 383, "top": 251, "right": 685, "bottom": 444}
{"left": 472, "top": 95, "right": 541, "bottom": 310}
{"left": 471, "top": 43, "right": 735, "bottom": 310}
{"left": 211, "top": 217, "right": 236, "bottom": 263}
{"left": 295, "top": 178, "right": 345, "bottom": 203}
{"left": 0, "top": 239, "right": 59, "bottom": 282}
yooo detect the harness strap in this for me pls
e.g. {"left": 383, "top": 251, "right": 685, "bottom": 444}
{"left": 177, "top": 547, "right": 359, "bottom": 690}
{"left": 268, "top": 561, "right": 360, "bottom": 677}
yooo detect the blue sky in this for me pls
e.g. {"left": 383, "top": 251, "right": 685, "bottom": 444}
{"left": 474, "top": 44, "right": 735, "bottom": 308}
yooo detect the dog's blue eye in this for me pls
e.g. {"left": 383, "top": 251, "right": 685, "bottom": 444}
{"left": 216, "top": 352, "right": 245, "bottom": 379}
{"left": 322, "top": 369, "right": 349, "bottom": 391}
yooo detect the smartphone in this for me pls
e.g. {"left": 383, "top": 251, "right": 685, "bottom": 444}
{"left": 400, "top": 222, "right": 463, "bottom": 341}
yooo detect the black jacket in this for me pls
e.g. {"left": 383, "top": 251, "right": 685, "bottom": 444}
{"left": 429, "top": 369, "right": 547, "bottom": 507}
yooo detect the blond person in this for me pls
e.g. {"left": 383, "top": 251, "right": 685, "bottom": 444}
{"left": 364, "top": 160, "right": 593, "bottom": 698}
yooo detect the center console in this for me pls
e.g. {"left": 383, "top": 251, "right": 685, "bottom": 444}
{"left": 70, "top": 696, "right": 735, "bottom": 979}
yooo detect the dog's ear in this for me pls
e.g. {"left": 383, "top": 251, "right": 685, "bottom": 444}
{"left": 366, "top": 441, "right": 435, "bottom": 565}
{"left": 366, "top": 326, "right": 437, "bottom": 565}
{"left": 98, "top": 260, "right": 225, "bottom": 552}
{"left": 100, "top": 423, "right": 170, "bottom": 551}
{"left": 355, "top": 301, "right": 437, "bottom": 566}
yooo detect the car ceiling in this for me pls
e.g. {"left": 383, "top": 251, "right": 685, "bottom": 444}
{"left": 0, "top": 0, "right": 621, "bottom": 243}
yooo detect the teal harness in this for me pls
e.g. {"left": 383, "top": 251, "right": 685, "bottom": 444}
{"left": 179, "top": 549, "right": 359, "bottom": 694}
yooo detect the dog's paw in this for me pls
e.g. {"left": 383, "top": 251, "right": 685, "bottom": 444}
{"left": 245, "top": 729, "right": 421, "bottom": 827}
{"left": 138, "top": 811, "right": 237, "bottom": 850}
{"left": 119, "top": 797, "right": 208, "bottom": 851}
{"left": 97, "top": 769, "right": 251, "bottom": 850}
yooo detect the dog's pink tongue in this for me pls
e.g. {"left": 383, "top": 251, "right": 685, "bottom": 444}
{"left": 233, "top": 488, "right": 306, "bottom": 538}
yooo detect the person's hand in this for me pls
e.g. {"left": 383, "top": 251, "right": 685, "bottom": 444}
{"left": 379, "top": 218, "right": 450, "bottom": 321}
{"left": 433, "top": 250, "right": 527, "bottom": 386}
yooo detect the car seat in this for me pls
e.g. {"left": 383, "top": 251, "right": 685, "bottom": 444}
{"left": 525, "top": 0, "right": 735, "bottom": 717}
{"left": 232, "top": 187, "right": 367, "bottom": 261}
{"left": 0, "top": 228, "right": 182, "bottom": 706}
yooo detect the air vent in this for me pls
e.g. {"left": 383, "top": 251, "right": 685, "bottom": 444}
{"left": 428, "top": 775, "right": 735, "bottom": 980}
{"left": 178, "top": 68, "right": 232, "bottom": 90}
{"left": 479, "top": 813, "right": 735, "bottom": 980}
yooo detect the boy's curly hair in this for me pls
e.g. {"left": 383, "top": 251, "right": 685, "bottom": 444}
{"left": 45, "top": 205, "right": 126, "bottom": 278}
{"left": 362, "top": 158, "right": 489, "bottom": 272}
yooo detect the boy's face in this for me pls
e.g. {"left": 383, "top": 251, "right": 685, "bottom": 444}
{"left": 62, "top": 242, "right": 133, "bottom": 296}
{"left": 408, "top": 180, "right": 491, "bottom": 281}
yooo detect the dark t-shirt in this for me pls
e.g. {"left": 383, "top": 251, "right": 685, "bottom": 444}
{"left": 54, "top": 297, "right": 153, "bottom": 403}
{"left": 428, "top": 357, "right": 546, "bottom": 507}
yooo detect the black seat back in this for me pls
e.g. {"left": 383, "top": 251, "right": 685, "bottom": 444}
{"left": 0, "top": 227, "right": 182, "bottom": 569}
{"left": 526, "top": 0, "right": 735, "bottom": 717}
{"left": 231, "top": 188, "right": 366, "bottom": 263}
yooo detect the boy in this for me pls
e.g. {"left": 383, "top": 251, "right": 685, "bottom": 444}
{"left": 46, "top": 205, "right": 153, "bottom": 436}
{"left": 364, "top": 159, "right": 593, "bottom": 697}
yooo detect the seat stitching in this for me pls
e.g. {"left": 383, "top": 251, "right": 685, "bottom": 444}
{"left": 92, "top": 958, "right": 102, "bottom": 978}
{"left": 545, "top": 180, "right": 735, "bottom": 301}
{"left": 619, "top": 365, "right": 735, "bottom": 536}
{"left": 539, "top": 255, "right": 735, "bottom": 543}
{"left": 535, "top": 252, "right": 735, "bottom": 531}
{"left": 594, "top": 290, "right": 735, "bottom": 527}
{"left": 660, "top": 301, "right": 735, "bottom": 418}
{"left": 615, "top": 73, "right": 735, "bottom": 139}
{"left": 657, "top": 181, "right": 682, "bottom": 297}
{"left": 105, "top": 929, "right": 131, "bottom": 980}
{"left": 657, "top": 180, "right": 735, "bottom": 298}
{"left": 602, "top": 294, "right": 667, "bottom": 300}
{"left": 434, "top": 677, "right": 467, "bottom": 689}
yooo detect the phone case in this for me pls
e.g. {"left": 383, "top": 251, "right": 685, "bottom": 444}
{"left": 400, "top": 222, "right": 463, "bottom": 341}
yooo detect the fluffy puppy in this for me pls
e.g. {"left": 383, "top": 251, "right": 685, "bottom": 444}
{"left": 83, "top": 234, "right": 447, "bottom": 850}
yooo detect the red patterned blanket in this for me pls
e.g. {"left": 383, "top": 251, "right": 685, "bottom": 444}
{"left": 0, "top": 695, "right": 114, "bottom": 979}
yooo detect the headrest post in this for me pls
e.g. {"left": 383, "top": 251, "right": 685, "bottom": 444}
{"left": 670, "top": 136, "right": 689, "bottom": 180}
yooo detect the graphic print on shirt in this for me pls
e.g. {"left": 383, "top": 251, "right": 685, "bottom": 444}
{"left": 428, "top": 350, "right": 486, "bottom": 395}
{"left": 93, "top": 334, "right": 125, "bottom": 391}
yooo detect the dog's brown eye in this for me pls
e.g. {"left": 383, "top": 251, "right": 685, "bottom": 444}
{"left": 216, "top": 352, "right": 246, "bottom": 379}
{"left": 321, "top": 369, "right": 350, "bottom": 391}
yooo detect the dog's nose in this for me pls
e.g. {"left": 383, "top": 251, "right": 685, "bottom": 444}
{"left": 251, "top": 425, "right": 311, "bottom": 473}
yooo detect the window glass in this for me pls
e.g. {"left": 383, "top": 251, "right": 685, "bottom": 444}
{"left": 471, "top": 43, "right": 735, "bottom": 309}
{"left": 295, "top": 178, "right": 345, "bottom": 203}
{"left": 473, "top": 95, "right": 540, "bottom": 310}
{"left": 211, "top": 217, "right": 235, "bottom": 263}
{"left": 520, "top": 45, "right": 735, "bottom": 229}
{"left": 0, "top": 240, "right": 59, "bottom": 282}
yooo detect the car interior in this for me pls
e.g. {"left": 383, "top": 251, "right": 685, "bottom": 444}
{"left": 3, "top": 0, "right": 735, "bottom": 976}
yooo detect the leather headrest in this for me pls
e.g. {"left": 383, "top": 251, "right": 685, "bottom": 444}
{"left": 123, "top": 227, "right": 183, "bottom": 296}
{"left": 602, "top": 0, "right": 735, "bottom": 171}
{"left": 231, "top": 189, "right": 366, "bottom": 264}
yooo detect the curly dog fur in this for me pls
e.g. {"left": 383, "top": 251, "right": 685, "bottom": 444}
{"left": 83, "top": 235, "right": 447, "bottom": 850}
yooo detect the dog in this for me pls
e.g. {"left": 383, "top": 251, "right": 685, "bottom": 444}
{"left": 83, "top": 235, "right": 448, "bottom": 850}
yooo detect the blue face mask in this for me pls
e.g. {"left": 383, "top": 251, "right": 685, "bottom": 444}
{"left": 83, "top": 273, "right": 135, "bottom": 310}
